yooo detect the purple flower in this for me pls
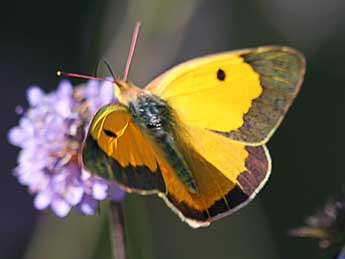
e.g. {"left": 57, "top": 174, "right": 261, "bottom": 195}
{"left": 8, "top": 79, "right": 126, "bottom": 217}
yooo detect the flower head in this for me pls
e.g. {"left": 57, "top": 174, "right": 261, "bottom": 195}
{"left": 290, "top": 193, "right": 345, "bottom": 258}
{"left": 8, "top": 79, "right": 126, "bottom": 217}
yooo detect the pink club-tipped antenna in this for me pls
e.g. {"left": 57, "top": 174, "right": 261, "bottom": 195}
{"left": 123, "top": 22, "right": 141, "bottom": 82}
{"left": 56, "top": 71, "right": 114, "bottom": 82}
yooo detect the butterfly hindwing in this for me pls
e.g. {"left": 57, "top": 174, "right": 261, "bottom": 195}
{"left": 147, "top": 46, "right": 305, "bottom": 144}
{"left": 155, "top": 125, "right": 270, "bottom": 227}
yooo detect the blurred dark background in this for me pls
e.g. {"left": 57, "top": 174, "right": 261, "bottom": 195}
{"left": 2, "top": 0, "right": 345, "bottom": 259}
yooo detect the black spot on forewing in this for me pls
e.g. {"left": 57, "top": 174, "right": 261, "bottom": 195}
{"left": 217, "top": 69, "right": 226, "bottom": 81}
{"left": 103, "top": 129, "right": 117, "bottom": 138}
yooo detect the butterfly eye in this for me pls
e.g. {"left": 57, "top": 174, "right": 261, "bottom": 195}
{"left": 217, "top": 69, "right": 226, "bottom": 81}
{"left": 103, "top": 129, "right": 117, "bottom": 138}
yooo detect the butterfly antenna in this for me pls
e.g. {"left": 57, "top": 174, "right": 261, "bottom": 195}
{"left": 123, "top": 22, "right": 141, "bottom": 82}
{"left": 57, "top": 71, "right": 113, "bottom": 82}
{"left": 94, "top": 60, "right": 101, "bottom": 78}
{"left": 94, "top": 59, "right": 117, "bottom": 80}
{"left": 103, "top": 60, "right": 117, "bottom": 79}
{"left": 58, "top": 22, "right": 141, "bottom": 83}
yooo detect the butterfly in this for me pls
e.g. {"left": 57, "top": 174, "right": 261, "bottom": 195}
{"left": 80, "top": 24, "right": 306, "bottom": 228}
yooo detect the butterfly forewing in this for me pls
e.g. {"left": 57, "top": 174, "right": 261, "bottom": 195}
{"left": 82, "top": 104, "right": 166, "bottom": 194}
{"left": 147, "top": 46, "right": 305, "bottom": 144}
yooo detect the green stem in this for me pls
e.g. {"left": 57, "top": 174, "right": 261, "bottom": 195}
{"left": 109, "top": 201, "right": 127, "bottom": 259}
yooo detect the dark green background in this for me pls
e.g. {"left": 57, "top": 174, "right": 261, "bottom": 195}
{"left": 2, "top": 1, "right": 345, "bottom": 258}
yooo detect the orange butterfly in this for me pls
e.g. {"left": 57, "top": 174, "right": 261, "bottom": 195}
{"left": 78, "top": 23, "right": 306, "bottom": 228}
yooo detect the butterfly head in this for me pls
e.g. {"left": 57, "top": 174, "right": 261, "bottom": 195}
{"left": 113, "top": 78, "right": 142, "bottom": 105}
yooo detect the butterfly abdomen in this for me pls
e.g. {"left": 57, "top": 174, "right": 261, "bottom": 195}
{"left": 129, "top": 94, "right": 199, "bottom": 193}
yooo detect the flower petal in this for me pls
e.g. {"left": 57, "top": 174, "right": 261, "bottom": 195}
{"left": 78, "top": 195, "right": 98, "bottom": 215}
{"left": 34, "top": 192, "right": 52, "bottom": 210}
{"left": 27, "top": 86, "right": 44, "bottom": 106}
{"left": 51, "top": 198, "right": 71, "bottom": 217}
{"left": 7, "top": 127, "right": 26, "bottom": 146}
{"left": 108, "top": 183, "right": 126, "bottom": 201}
{"left": 65, "top": 185, "right": 84, "bottom": 206}
{"left": 92, "top": 180, "right": 108, "bottom": 200}
{"left": 57, "top": 80, "right": 73, "bottom": 97}
{"left": 99, "top": 80, "right": 115, "bottom": 104}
